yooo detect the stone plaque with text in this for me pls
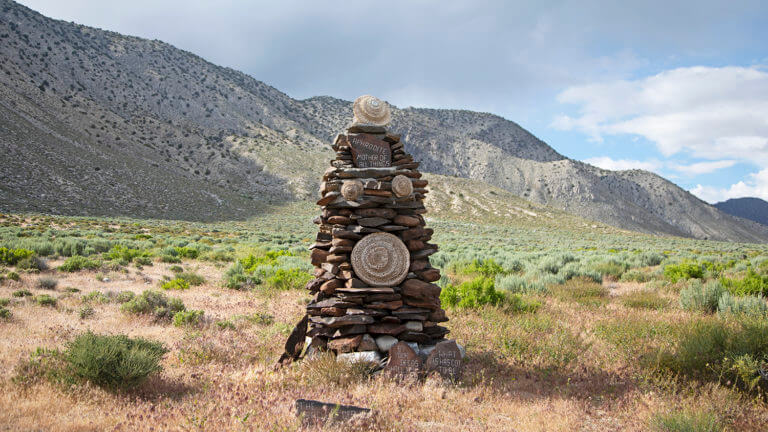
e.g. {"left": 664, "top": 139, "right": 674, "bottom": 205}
{"left": 425, "top": 340, "right": 462, "bottom": 380}
{"left": 348, "top": 134, "right": 391, "bottom": 168}
{"left": 383, "top": 341, "right": 422, "bottom": 379}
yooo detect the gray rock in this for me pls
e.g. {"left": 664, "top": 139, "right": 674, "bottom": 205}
{"left": 405, "top": 321, "right": 423, "bottom": 332}
{"left": 375, "top": 335, "right": 398, "bottom": 352}
{"left": 337, "top": 351, "right": 382, "bottom": 364}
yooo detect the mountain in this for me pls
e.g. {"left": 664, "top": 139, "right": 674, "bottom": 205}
{"left": 1, "top": 0, "right": 767, "bottom": 243}
{"left": 715, "top": 198, "right": 768, "bottom": 227}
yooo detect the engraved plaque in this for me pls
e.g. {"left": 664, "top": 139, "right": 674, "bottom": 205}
{"left": 350, "top": 232, "right": 410, "bottom": 287}
{"left": 383, "top": 341, "right": 422, "bottom": 379}
{"left": 348, "top": 134, "right": 391, "bottom": 168}
{"left": 425, "top": 340, "right": 462, "bottom": 380}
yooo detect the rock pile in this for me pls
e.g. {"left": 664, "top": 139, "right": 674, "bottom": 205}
{"left": 304, "top": 95, "right": 450, "bottom": 363}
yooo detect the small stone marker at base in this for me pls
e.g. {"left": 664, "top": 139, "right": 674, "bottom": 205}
{"left": 425, "top": 339, "right": 463, "bottom": 380}
{"left": 383, "top": 341, "right": 422, "bottom": 379}
{"left": 295, "top": 399, "right": 371, "bottom": 425}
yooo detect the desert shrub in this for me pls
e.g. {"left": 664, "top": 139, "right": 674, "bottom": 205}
{"left": 120, "top": 290, "right": 185, "bottom": 321}
{"left": 622, "top": 290, "right": 669, "bottom": 310}
{"left": 177, "top": 272, "right": 205, "bottom": 286}
{"left": 65, "top": 287, "right": 80, "bottom": 293}
{"left": 159, "top": 254, "right": 181, "bottom": 263}
{"left": 449, "top": 258, "right": 505, "bottom": 277}
{"left": 58, "top": 255, "right": 100, "bottom": 272}
{"left": 537, "top": 253, "right": 577, "bottom": 275}
{"left": 440, "top": 277, "right": 506, "bottom": 309}
{"left": 79, "top": 305, "right": 95, "bottom": 319}
{"left": 65, "top": 332, "right": 168, "bottom": 389}
{"left": 216, "top": 320, "right": 236, "bottom": 330}
{"left": 302, "top": 352, "right": 377, "bottom": 387}
{"left": 173, "top": 246, "right": 199, "bottom": 259}
{"left": 106, "top": 245, "right": 150, "bottom": 263}
{"left": 679, "top": 280, "right": 725, "bottom": 313}
{"left": 133, "top": 256, "right": 152, "bottom": 266}
{"left": 12, "top": 289, "right": 32, "bottom": 297}
{"left": 233, "top": 312, "right": 275, "bottom": 326}
{"left": 552, "top": 278, "right": 608, "bottom": 306}
{"left": 168, "top": 265, "right": 183, "bottom": 273}
{"left": 54, "top": 239, "right": 87, "bottom": 257}
{"left": 664, "top": 261, "right": 704, "bottom": 283}
{"left": 620, "top": 269, "right": 653, "bottom": 283}
{"left": 160, "top": 278, "right": 190, "bottom": 291}
{"left": 37, "top": 276, "right": 58, "bottom": 290}
{"left": 172, "top": 310, "right": 204, "bottom": 327}
{"left": 111, "top": 290, "right": 136, "bottom": 303}
{"left": 7, "top": 271, "right": 20, "bottom": 281}
{"left": 657, "top": 317, "right": 768, "bottom": 394}
{"left": 505, "top": 294, "right": 541, "bottom": 314}
{"left": 638, "top": 252, "right": 665, "bottom": 267}
{"left": 35, "top": 294, "right": 57, "bottom": 307}
{"left": 0, "top": 298, "right": 9, "bottom": 307}
{"left": 720, "top": 269, "right": 768, "bottom": 296}
{"left": 16, "top": 256, "right": 47, "bottom": 271}
{"left": 0, "top": 247, "right": 33, "bottom": 265}
{"left": 240, "top": 250, "right": 295, "bottom": 272}
{"left": 650, "top": 409, "right": 721, "bottom": 432}
{"left": 200, "top": 248, "right": 235, "bottom": 262}
{"left": 83, "top": 291, "right": 109, "bottom": 303}
{"left": 223, "top": 261, "right": 259, "bottom": 290}
{"left": 558, "top": 262, "right": 602, "bottom": 283}
{"left": 264, "top": 267, "right": 312, "bottom": 290}
{"left": 717, "top": 292, "right": 767, "bottom": 317}
{"left": 593, "top": 260, "right": 628, "bottom": 280}
{"left": 0, "top": 307, "right": 10, "bottom": 319}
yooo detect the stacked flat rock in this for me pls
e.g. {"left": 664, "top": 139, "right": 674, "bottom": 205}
{"left": 304, "top": 95, "right": 449, "bottom": 361}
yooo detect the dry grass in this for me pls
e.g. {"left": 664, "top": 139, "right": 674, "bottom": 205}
{"left": 1, "top": 259, "right": 767, "bottom": 431}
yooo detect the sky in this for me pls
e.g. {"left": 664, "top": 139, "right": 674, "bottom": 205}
{"left": 16, "top": 0, "right": 768, "bottom": 203}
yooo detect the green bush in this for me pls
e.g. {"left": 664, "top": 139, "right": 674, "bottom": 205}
{"left": 223, "top": 262, "right": 258, "bottom": 290}
{"left": 160, "top": 278, "right": 190, "bottom": 291}
{"left": 679, "top": 280, "right": 725, "bottom": 313}
{"left": 177, "top": 272, "right": 205, "bottom": 286}
{"left": 106, "top": 245, "right": 150, "bottom": 263}
{"left": 449, "top": 258, "right": 506, "bottom": 277}
{"left": 664, "top": 261, "right": 704, "bottom": 283}
{"left": 58, "top": 256, "right": 100, "bottom": 272}
{"left": 83, "top": 291, "right": 109, "bottom": 304}
{"left": 7, "top": 271, "right": 20, "bottom": 281}
{"left": 0, "top": 307, "right": 11, "bottom": 319}
{"left": 37, "top": 276, "right": 58, "bottom": 290}
{"left": 717, "top": 292, "right": 767, "bottom": 317}
{"left": 620, "top": 269, "right": 653, "bottom": 283}
{"left": 12, "top": 289, "right": 32, "bottom": 297}
{"left": 720, "top": 269, "right": 768, "bottom": 296}
{"left": 173, "top": 246, "right": 199, "bottom": 259}
{"left": 36, "top": 294, "right": 57, "bottom": 307}
{"left": 79, "top": 305, "right": 95, "bottom": 319}
{"left": 622, "top": 290, "right": 669, "bottom": 310}
{"left": 593, "top": 260, "right": 628, "bottom": 279}
{"left": 120, "top": 290, "right": 185, "bottom": 321}
{"left": 0, "top": 298, "right": 9, "bottom": 307}
{"left": 440, "top": 277, "right": 506, "bottom": 309}
{"left": 65, "top": 332, "right": 168, "bottom": 389}
{"left": 264, "top": 267, "right": 312, "bottom": 290}
{"left": 495, "top": 274, "right": 548, "bottom": 294}
{"left": 650, "top": 409, "right": 721, "bottom": 432}
{"left": 0, "top": 247, "right": 33, "bottom": 265}
{"left": 168, "top": 265, "right": 184, "bottom": 273}
{"left": 16, "top": 256, "right": 47, "bottom": 271}
{"left": 172, "top": 310, "right": 204, "bottom": 327}
{"left": 657, "top": 317, "right": 768, "bottom": 394}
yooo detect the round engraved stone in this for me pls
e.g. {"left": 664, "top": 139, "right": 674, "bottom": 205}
{"left": 341, "top": 180, "right": 364, "bottom": 201}
{"left": 391, "top": 175, "right": 413, "bottom": 197}
{"left": 351, "top": 232, "right": 410, "bottom": 287}
{"left": 352, "top": 95, "right": 391, "bottom": 126}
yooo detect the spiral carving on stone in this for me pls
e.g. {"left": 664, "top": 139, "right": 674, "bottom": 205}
{"left": 341, "top": 180, "right": 364, "bottom": 201}
{"left": 391, "top": 175, "right": 413, "bottom": 197}
{"left": 352, "top": 95, "right": 391, "bottom": 126}
{"left": 351, "top": 232, "right": 410, "bottom": 287}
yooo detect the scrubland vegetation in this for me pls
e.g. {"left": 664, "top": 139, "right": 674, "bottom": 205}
{"left": 1, "top": 207, "right": 767, "bottom": 431}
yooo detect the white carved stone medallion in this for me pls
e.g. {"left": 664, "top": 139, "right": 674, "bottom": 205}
{"left": 352, "top": 95, "right": 391, "bottom": 126}
{"left": 391, "top": 175, "right": 413, "bottom": 197}
{"left": 341, "top": 180, "right": 364, "bottom": 201}
{"left": 351, "top": 232, "right": 410, "bottom": 287}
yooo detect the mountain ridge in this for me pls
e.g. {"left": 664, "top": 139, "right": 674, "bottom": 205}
{"left": 715, "top": 198, "right": 768, "bottom": 227}
{"left": 1, "top": 0, "right": 767, "bottom": 243}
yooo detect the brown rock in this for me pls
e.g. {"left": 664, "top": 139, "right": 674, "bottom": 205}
{"left": 355, "top": 208, "right": 397, "bottom": 218}
{"left": 328, "top": 246, "right": 353, "bottom": 254}
{"left": 320, "top": 307, "right": 345, "bottom": 317}
{"left": 332, "top": 238, "right": 355, "bottom": 247}
{"left": 305, "top": 278, "right": 324, "bottom": 292}
{"left": 384, "top": 342, "right": 422, "bottom": 379}
{"left": 310, "top": 315, "right": 374, "bottom": 328}
{"left": 328, "top": 335, "right": 363, "bottom": 353}
{"left": 310, "top": 249, "right": 329, "bottom": 266}
{"left": 428, "top": 308, "right": 449, "bottom": 322}
{"left": 357, "top": 217, "right": 390, "bottom": 227}
{"left": 332, "top": 325, "right": 368, "bottom": 337}
{"left": 402, "top": 279, "right": 441, "bottom": 300}
{"left": 332, "top": 229, "right": 362, "bottom": 240}
{"left": 393, "top": 215, "right": 420, "bottom": 227}
{"left": 320, "top": 279, "right": 343, "bottom": 294}
{"left": 406, "top": 240, "right": 426, "bottom": 251}
{"left": 358, "top": 334, "right": 378, "bottom": 351}
{"left": 368, "top": 322, "right": 406, "bottom": 335}
{"left": 326, "top": 254, "right": 348, "bottom": 264}
{"left": 417, "top": 268, "right": 441, "bottom": 282}
{"left": 317, "top": 192, "right": 341, "bottom": 206}
{"left": 345, "top": 278, "right": 368, "bottom": 288}
{"left": 401, "top": 227, "right": 425, "bottom": 241}
{"left": 321, "top": 263, "right": 338, "bottom": 275}
{"left": 425, "top": 340, "right": 462, "bottom": 380}
{"left": 367, "top": 300, "right": 403, "bottom": 310}
{"left": 328, "top": 216, "right": 351, "bottom": 225}
{"left": 409, "top": 260, "right": 429, "bottom": 272}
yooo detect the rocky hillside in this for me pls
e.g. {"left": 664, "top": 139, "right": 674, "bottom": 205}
{"left": 715, "top": 198, "right": 768, "bottom": 227}
{"left": 1, "top": 0, "right": 767, "bottom": 242}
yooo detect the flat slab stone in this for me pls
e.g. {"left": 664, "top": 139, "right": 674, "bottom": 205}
{"left": 336, "top": 287, "right": 395, "bottom": 295}
{"left": 295, "top": 399, "right": 371, "bottom": 425}
{"left": 384, "top": 341, "right": 422, "bottom": 379}
{"left": 425, "top": 339, "right": 463, "bottom": 381}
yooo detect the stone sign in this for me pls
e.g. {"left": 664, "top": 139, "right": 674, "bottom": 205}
{"left": 295, "top": 399, "right": 371, "bottom": 425}
{"left": 350, "top": 232, "right": 410, "bottom": 287}
{"left": 425, "top": 340, "right": 462, "bottom": 380}
{"left": 348, "top": 134, "right": 391, "bottom": 168}
{"left": 383, "top": 341, "right": 422, "bottom": 379}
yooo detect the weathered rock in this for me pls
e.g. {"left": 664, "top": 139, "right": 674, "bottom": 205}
{"left": 401, "top": 279, "right": 441, "bottom": 300}
{"left": 310, "top": 249, "right": 329, "bottom": 266}
{"left": 368, "top": 322, "right": 406, "bottom": 335}
{"left": 328, "top": 335, "right": 362, "bottom": 353}
{"left": 405, "top": 321, "right": 423, "bottom": 332}
{"left": 393, "top": 215, "right": 420, "bottom": 227}
{"left": 417, "top": 268, "right": 441, "bottom": 282}
{"left": 358, "top": 334, "right": 377, "bottom": 351}
{"left": 320, "top": 278, "right": 343, "bottom": 294}
{"left": 310, "top": 315, "right": 374, "bottom": 328}
{"left": 355, "top": 208, "right": 397, "bottom": 219}
{"left": 424, "top": 339, "right": 463, "bottom": 380}
{"left": 375, "top": 335, "right": 398, "bottom": 352}
{"left": 350, "top": 232, "right": 410, "bottom": 287}
{"left": 357, "top": 217, "right": 390, "bottom": 227}
{"left": 332, "top": 325, "right": 368, "bottom": 337}
{"left": 337, "top": 350, "right": 382, "bottom": 364}
{"left": 295, "top": 399, "right": 371, "bottom": 426}
{"left": 383, "top": 342, "right": 422, "bottom": 379}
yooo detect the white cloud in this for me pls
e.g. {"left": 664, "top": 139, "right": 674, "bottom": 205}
{"left": 667, "top": 160, "right": 737, "bottom": 176}
{"left": 554, "top": 66, "right": 768, "bottom": 164}
{"left": 583, "top": 157, "right": 735, "bottom": 177}
{"left": 690, "top": 168, "right": 768, "bottom": 203}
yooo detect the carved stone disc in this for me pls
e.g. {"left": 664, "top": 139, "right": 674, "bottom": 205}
{"left": 351, "top": 232, "right": 410, "bottom": 287}
{"left": 391, "top": 175, "right": 413, "bottom": 197}
{"left": 352, "top": 95, "right": 391, "bottom": 126}
{"left": 341, "top": 180, "right": 363, "bottom": 201}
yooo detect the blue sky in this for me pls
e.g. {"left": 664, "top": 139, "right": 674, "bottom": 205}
{"left": 17, "top": 0, "right": 768, "bottom": 202}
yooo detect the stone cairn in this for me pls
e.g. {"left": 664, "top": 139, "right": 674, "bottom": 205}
{"left": 303, "top": 95, "right": 452, "bottom": 371}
